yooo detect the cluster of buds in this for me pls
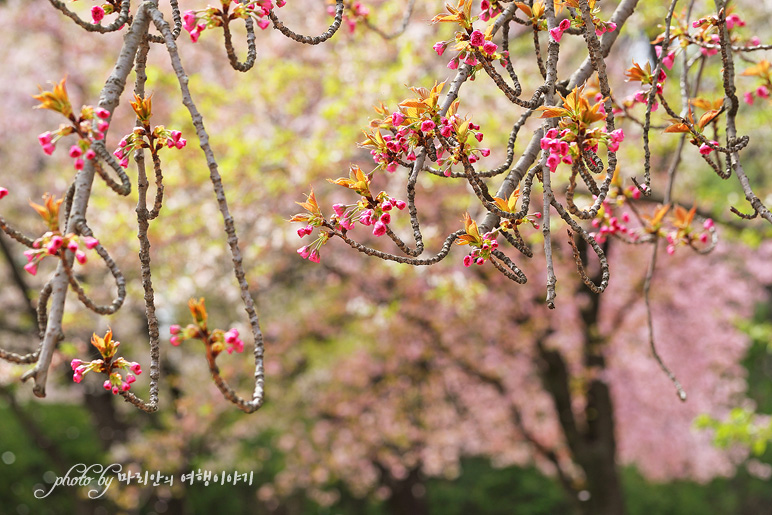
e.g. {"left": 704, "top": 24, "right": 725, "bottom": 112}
{"left": 70, "top": 329, "right": 142, "bottom": 395}
{"left": 183, "top": 0, "right": 285, "bottom": 42}
{"left": 114, "top": 127, "right": 186, "bottom": 168}
{"left": 741, "top": 59, "right": 771, "bottom": 105}
{"left": 585, "top": 174, "right": 714, "bottom": 253}
{"left": 327, "top": 1, "right": 369, "bottom": 33}
{"left": 589, "top": 198, "right": 635, "bottom": 244}
{"left": 457, "top": 213, "right": 508, "bottom": 267}
{"left": 20, "top": 193, "right": 100, "bottom": 275}
{"left": 24, "top": 232, "right": 99, "bottom": 276}
{"left": 33, "top": 78, "right": 111, "bottom": 170}
{"left": 170, "top": 298, "right": 246, "bottom": 357}
{"left": 112, "top": 94, "right": 185, "bottom": 168}
{"left": 538, "top": 87, "right": 623, "bottom": 171}
{"left": 362, "top": 84, "right": 491, "bottom": 177}
{"left": 540, "top": 128, "right": 574, "bottom": 173}
{"left": 478, "top": 0, "right": 502, "bottom": 22}
{"left": 435, "top": 27, "right": 509, "bottom": 72}
{"left": 623, "top": 61, "right": 668, "bottom": 112}
{"left": 642, "top": 204, "right": 715, "bottom": 255}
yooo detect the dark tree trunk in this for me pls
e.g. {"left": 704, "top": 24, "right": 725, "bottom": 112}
{"left": 384, "top": 467, "right": 429, "bottom": 515}
{"left": 538, "top": 238, "right": 626, "bottom": 515}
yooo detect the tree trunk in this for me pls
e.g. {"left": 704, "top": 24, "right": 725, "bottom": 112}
{"left": 539, "top": 238, "right": 626, "bottom": 515}
{"left": 385, "top": 467, "right": 429, "bottom": 515}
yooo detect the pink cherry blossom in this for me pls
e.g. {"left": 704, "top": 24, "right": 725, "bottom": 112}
{"left": 23, "top": 262, "right": 37, "bottom": 276}
{"left": 372, "top": 221, "right": 387, "bottom": 237}
{"left": 95, "top": 107, "right": 110, "bottom": 119}
{"left": 469, "top": 30, "right": 485, "bottom": 47}
{"left": 0, "top": 187, "right": 7, "bottom": 200}
{"left": 91, "top": 5, "right": 105, "bottom": 23}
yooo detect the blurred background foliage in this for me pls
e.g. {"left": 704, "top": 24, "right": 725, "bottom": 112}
{"left": 1, "top": 0, "right": 772, "bottom": 513}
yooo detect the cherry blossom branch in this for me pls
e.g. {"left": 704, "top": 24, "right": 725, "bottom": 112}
{"left": 20, "top": 2, "right": 155, "bottom": 397}
{"left": 363, "top": 0, "right": 416, "bottom": 40}
{"left": 269, "top": 0, "right": 344, "bottom": 44}
{"left": 151, "top": 6, "right": 264, "bottom": 412}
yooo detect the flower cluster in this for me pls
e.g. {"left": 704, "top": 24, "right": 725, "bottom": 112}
{"left": 741, "top": 59, "right": 771, "bottom": 105}
{"left": 70, "top": 329, "right": 142, "bottom": 395}
{"left": 478, "top": 0, "right": 502, "bottom": 22}
{"left": 21, "top": 193, "right": 100, "bottom": 276}
{"left": 540, "top": 128, "right": 574, "bottom": 172}
{"left": 327, "top": 1, "right": 369, "bottom": 33}
{"left": 361, "top": 83, "right": 490, "bottom": 177}
{"left": 584, "top": 173, "right": 714, "bottom": 253}
{"left": 112, "top": 94, "right": 186, "bottom": 168}
{"left": 169, "top": 298, "right": 246, "bottom": 357}
{"left": 291, "top": 168, "right": 408, "bottom": 263}
{"left": 33, "top": 78, "right": 111, "bottom": 170}
{"left": 183, "top": 0, "right": 285, "bottom": 42}
{"left": 538, "top": 87, "right": 624, "bottom": 173}
{"left": 457, "top": 212, "right": 499, "bottom": 266}
{"left": 432, "top": 21, "right": 508, "bottom": 72}
{"left": 623, "top": 61, "right": 668, "bottom": 112}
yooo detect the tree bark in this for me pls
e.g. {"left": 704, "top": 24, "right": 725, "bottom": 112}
{"left": 538, "top": 239, "right": 626, "bottom": 515}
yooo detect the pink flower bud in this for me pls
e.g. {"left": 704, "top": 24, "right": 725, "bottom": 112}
{"left": 297, "top": 227, "right": 309, "bottom": 238}
{"left": 85, "top": 149, "right": 96, "bottom": 160}
{"left": 91, "top": 5, "right": 105, "bottom": 23}
{"left": 448, "top": 57, "right": 459, "bottom": 70}
{"left": 83, "top": 236, "right": 99, "bottom": 249}
{"left": 38, "top": 132, "right": 52, "bottom": 145}
{"left": 332, "top": 204, "right": 346, "bottom": 216}
{"left": 126, "top": 374, "right": 136, "bottom": 384}
{"left": 104, "top": 380, "right": 112, "bottom": 390}
{"left": 75, "top": 250, "right": 87, "bottom": 264}
{"left": 95, "top": 108, "right": 110, "bottom": 119}
{"left": 703, "top": 218, "right": 714, "bottom": 230}
{"left": 420, "top": 120, "right": 436, "bottom": 132}
{"left": 71, "top": 359, "right": 83, "bottom": 370}
{"left": 373, "top": 221, "right": 387, "bottom": 237}
{"left": 666, "top": 245, "right": 676, "bottom": 255}
{"left": 395, "top": 200, "right": 406, "bottom": 210}
{"left": 130, "top": 362, "right": 142, "bottom": 375}
{"left": 297, "top": 246, "right": 310, "bottom": 259}
{"left": 0, "top": 187, "right": 7, "bottom": 200}
{"left": 483, "top": 41, "right": 497, "bottom": 55}
{"left": 757, "top": 85, "right": 770, "bottom": 98}
{"left": 463, "top": 255, "right": 472, "bottom": 267}
{"left": 42, "top": 143, "right": 56, "bottom": 155}
{"left": 309, "top": 250, "right": 320, "bottom": 263}
{"left": 392, "top": 112, "right": 406, "bottom": 126}
{"left": 433, "top": 41, "right": 447, "bottom": 56}
{"left": 74, "top": 158, "right": 85, "bottom": 170}
{"left": 112, "top": 386, "right": 119, "bottom": 395}
{"left": 24, "top": 262, "right": 37, "bottom": 276}
{"left": 170, "top": 335, "right": 181, "bottom": 346}
{"left": 170, "top": 324, "right": 182, "bottom": 335}
{"left": 380, "top": 212, "right": 391, "bottom": 224}
{"left": 98, "top": 121, "right": 109, "bottom": 132}
{"left": 121, "top": 382, "right": 131, "bottom": 392}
